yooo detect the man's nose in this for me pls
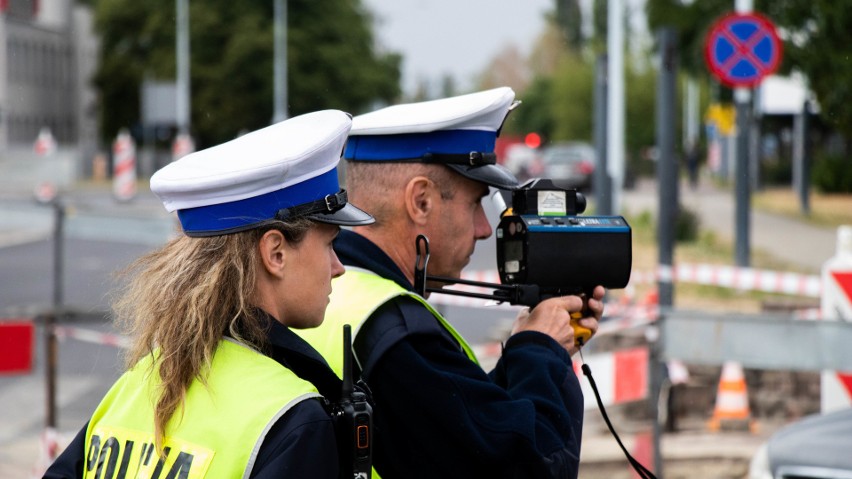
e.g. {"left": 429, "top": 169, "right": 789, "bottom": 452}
{"left": 474, "top": 204, "right": 492, "bottom": 240}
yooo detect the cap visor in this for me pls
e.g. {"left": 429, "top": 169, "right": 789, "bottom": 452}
{"left": 308, "top": 203, "right": 374, "bottom": 226}
{"left": 446, "top": 163, "right": 519, "bottom": 190}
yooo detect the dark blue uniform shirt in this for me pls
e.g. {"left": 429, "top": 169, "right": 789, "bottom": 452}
{"left": 44, "top": 315, "right": 342, "bottom": 479}
{"left": 336, "top": 229, "right": 584, "bottom": 478}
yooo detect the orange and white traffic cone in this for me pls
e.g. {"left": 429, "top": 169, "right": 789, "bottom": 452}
{"left": 708, "top": 361, "right": 757, "bottom": 433}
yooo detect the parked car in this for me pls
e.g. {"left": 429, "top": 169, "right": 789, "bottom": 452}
{"left": 749, "top": 407, "right": 852, "bottom": 479}
{"left": 540, "top": 141, "right": 595, "bottom": 191}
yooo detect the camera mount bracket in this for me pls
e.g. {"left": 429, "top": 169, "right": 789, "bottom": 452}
{"left": 414, "top": 234, "right": 543, "bottom": 307}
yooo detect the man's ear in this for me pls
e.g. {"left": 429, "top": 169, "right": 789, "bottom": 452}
{"left": 258, "top": 229, "right": 287, "bottom": 279}
{"left": 404, "top": 176, "right": 435, "bottom": 226}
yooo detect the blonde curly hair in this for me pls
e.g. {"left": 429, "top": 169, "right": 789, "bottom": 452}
{"left": 111, "top": 218, "right": 312, "bottom": 451}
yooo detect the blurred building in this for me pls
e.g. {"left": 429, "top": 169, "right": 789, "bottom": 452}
{"left": 0, "top": 0, "right": 98, "bottom": 158}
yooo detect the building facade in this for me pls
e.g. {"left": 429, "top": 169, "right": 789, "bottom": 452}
{"left": 0, "top": 0, "right": 98, "bottom": 157}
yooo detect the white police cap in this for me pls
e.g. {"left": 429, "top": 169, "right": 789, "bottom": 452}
{"left": 150, "top": 110, "right": 373, "bottom": 237}
{"left": 344, "top": 87, "right": 520, "bottom": 190}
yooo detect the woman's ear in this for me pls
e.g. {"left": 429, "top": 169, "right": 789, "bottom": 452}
{"left": 258, "top": 229, "right": 287, "bottom": 279}
{"left": 404, "top": 176, "right": 435, "bottom": 226}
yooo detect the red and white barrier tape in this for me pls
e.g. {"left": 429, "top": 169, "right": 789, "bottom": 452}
{"left": 54, "top": 326, "right": 130, "bottom": 349}
{"left": 434, "top": 264, "right": 820, "bottom": 310}
{"left": 634, "top": 264, "right": 821, "bottom": 298}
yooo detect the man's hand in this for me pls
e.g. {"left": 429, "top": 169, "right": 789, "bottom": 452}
{"left": 511, "top": 286, "right": 606, "bottom": 356}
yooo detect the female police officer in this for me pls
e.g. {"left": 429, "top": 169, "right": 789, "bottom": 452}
{"left": 44, "top": 110, "right": 373, "bottom": 478}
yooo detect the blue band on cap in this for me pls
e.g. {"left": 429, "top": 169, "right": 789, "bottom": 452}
{"left": 177, "top": 168, "right": 340, "bottom": 234}
{"left": 344, "top": 129, "right": 496, "bottom": 161}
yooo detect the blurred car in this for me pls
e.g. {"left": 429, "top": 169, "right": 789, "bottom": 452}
{"left": 749, "top": 407, "right": 852, "bottom": 479}
{"left": 540, "top": 141, "right": 596, "bottom": 191}
{"left": 501, "top": 143, "right": 544, "bottom": 182}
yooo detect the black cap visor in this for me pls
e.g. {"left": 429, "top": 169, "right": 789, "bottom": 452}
{"left": 446, "top": 163, "right": 520, "bottom": 190}
{"left": 275, "top": 189, "right": 374, "bottom": 226}
{"left": 309, "top": 202, "right": 374, "bottom": 226}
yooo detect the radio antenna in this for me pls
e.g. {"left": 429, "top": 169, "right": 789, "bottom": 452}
{"left": 341, "top": 324, "right": 353, "bottom": 398}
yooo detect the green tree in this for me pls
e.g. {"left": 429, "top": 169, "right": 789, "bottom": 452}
{"left": 93, "top": 0, "right": 400, "bottom": 148}
{"left": 549, "top": 52, "right": 594, "bottom": 142}
{"left": 504, "top": 11, "right": 659, "bottom": 167}
{"left": 504, "top": 76, "right": 557, "bottom": 142}
{"left": 645, "top": 0, "right": 731, "bottom": 78}
{"left": 648, "top": 0, "right": 852, "bottom": 146}
{"left": 552, "top": 0, "right": 584, "bottom": 51}
{"left": 758, "top": 0, "right": 852, "bottom": 144}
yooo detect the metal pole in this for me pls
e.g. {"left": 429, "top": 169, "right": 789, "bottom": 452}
{"left": 607, "top": 0, "right": 625, "bottom": 214}
{"left": 734, "top": 88, "right": 751, "bottom": 267}
{"left": 749, "top": 109, "right": 761, "bottom": 192}
{"left": 656, "top": 27, "right": 678, "bottom": 310}
{"left": 176, "top": 0, "right": 191, "bottom": 134}
{"left": 52, "top": 202, "right": 64, "bottom": 312}
{"left": 683, "top": 78, "right": 699, "bottom": 151}
{"left": 273, "top": 0, "right": 288, "bottom": 123}
{"left": 793, "top": 100, "right": 811, "bottom": 214}
{"left": 593, "top": 53, "right": 611, "bottom": 216}
{"left": 649, "top": 315, "right": 666, "bottom": 479}
{"left": 46, "top": 199, "right": 65, "bottom": 429}
{"left": 653, "top": 27, "right": 678, "bottom": 478}
{"left": 733, "top": 0, "right": 754, "bottom": 268}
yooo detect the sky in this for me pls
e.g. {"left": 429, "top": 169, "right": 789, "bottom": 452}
{"left": 361, "top": 0, "right": 555, "bottom": 96}
{"left": 361, "top": 0, "right": 650, "bottom": 97}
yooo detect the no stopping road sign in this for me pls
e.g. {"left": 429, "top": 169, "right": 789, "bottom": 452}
{"left": 705, "top": 12, "right": 782, "bottom": 88}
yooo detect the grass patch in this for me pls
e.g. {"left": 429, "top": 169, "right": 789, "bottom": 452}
{"left": 753, "top": 188, "right": 852, "bottom": 228}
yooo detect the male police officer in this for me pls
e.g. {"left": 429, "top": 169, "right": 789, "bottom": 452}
{"left": 298, "top": 87, "right": 605, "bottom": 478}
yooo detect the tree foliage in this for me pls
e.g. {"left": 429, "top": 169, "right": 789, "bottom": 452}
{"left": 552, "top": 0, "right": 584, "bottom": 51}
{"left": 757, "top": 0, "right": 852, "bottom": 141}
{"left": 645, "top": 0, "right": 731, "bottom": 78}
{"left": 549, "top": 52, "right": 595, "bottom": 142}
{"left": 647, "top": 0, "right": 852, "bottom": 143}
{"left": 500, "top": 10, "right": 660, "bottom": 182}
{"left": 92, "top": 0, "right": 401, "bottom": 147}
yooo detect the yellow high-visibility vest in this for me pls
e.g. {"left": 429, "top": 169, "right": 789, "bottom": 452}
{"left": 297, "top": 267, "right": 479, "bottom": 381}
{"left": 83, "top": 338, "right": 321, "bottom": 479}
{"left": 297, "top": 267, "right": 479, "bottom": 479}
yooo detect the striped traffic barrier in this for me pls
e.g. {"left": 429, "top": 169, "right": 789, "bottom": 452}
{"left": 112, "top": 129, "right": 137, "bottom": 202}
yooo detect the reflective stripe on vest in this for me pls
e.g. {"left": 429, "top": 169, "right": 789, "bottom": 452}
{"left": 83, "top": 338, "right": 321, "bottom": 479}
{"left": 297, "top": 267, "right": 479, "bottom": 379}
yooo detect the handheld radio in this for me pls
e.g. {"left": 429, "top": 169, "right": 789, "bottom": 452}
{"left": 331, "top": 324, "right": 373, "bottom": 478}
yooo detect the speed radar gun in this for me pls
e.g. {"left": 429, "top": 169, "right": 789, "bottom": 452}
{"left": 414, "top": 178, "right": 632, "bottom": 344}
{"left": 496, "top": 178, "right": 632, "bottom": 296}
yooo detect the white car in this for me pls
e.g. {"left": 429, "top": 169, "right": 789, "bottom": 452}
{"left": 749, "top": 407, "right": 852, "bottom": 479}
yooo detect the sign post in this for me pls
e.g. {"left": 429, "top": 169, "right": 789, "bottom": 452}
{"left": 705, "top": 12, "right": 781, "bottom": 267}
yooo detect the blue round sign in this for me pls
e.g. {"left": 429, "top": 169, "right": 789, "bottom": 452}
{"left": 705, "top": 12, "right": 782, "bottom": 88}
